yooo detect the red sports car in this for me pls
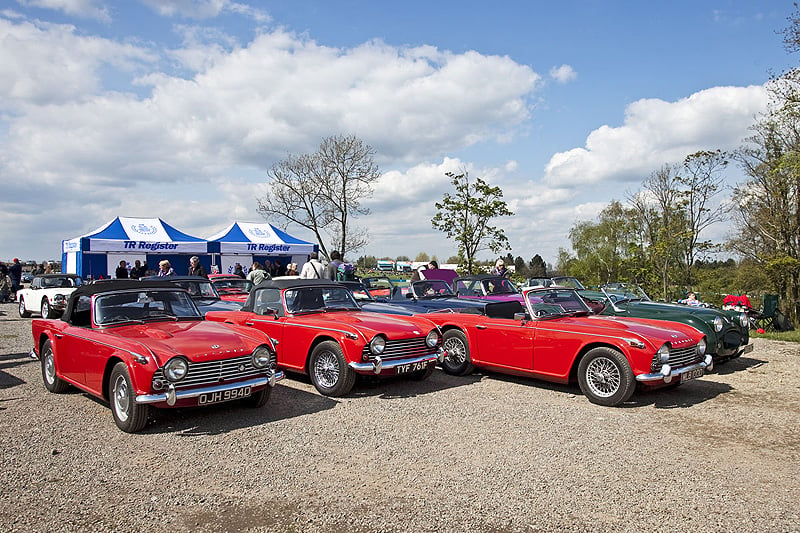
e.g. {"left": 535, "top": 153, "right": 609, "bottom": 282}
{"left": 423, "top": 287, "right": 712, "bottom": 406}
{"left": 205, "top": 279, "right": 445, "bottom": 396}
{"left": 29, "top": 280, "right": 284, "bottom": 432}
{"left": 208, "top": 273, "right": 253, "bottom": 302}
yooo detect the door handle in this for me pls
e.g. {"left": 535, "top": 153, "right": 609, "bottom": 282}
{"left": 245, "top": 322, "right": 254, "bottom": 326}
{"left": 54, "top": 334, "right": 63, "bottom": 338}
{"left": 476, "top": 325, "right": 487, "bottom": 330}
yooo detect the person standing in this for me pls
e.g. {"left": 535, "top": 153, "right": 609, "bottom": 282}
{"left": 129, "top": 260, "right": 146, "bottom": 279}
{"left": 246, "top": 262, "right": 269, "bottom": 285}
{"left": 324, "top": 250, "right": 343, "bottom": 280}
{"left": 9, "top": 258, "right": 22, "bottom": 300}
{"left": 115, "top": 260, "right": 129, "bottom": 279}
{"left": 299, "top": 252, "right": 324, "bottom": 279}
{"left": 233, "top": 263, "right": 245, "bottom": 278}
{"left": 157, "top": 260, "right": 174, "bottom": 277}
{"left": 44, "top": 262, "right": 54, "bottom": 274}
{"left": 490, "top": 259, "right": 510, "bottom": 278}
{"left": 188, "top": 256, "right": 208, "bottom": 278}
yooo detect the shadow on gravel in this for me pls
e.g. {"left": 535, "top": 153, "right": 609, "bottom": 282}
{"left": 0, "top": 352, "right": 35, "bottom": 389}
{"left": 140, "top": 384, "right": 339, "bottom": 436}
{"left": 469, "top": 369, "right": 733, "bottom": 409}
{"left": 711, "top": 356, "right": 768, "bottom": 376}
{"left": 348, "top": 368, "right": 483, "bottom": 399}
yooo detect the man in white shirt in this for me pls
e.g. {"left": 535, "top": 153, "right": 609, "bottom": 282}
{"left": 299, "top": 252, "right": 325, "bottom": 279}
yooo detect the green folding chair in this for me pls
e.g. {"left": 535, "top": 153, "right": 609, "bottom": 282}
{"left": 755, "top": 294, "right": 779, "bottom": 331}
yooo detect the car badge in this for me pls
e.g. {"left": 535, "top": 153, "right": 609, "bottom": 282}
{"left": 238, "top": 364, "right": 246, "bottom": 372}
{"left": 211, "top": 344, "right": 220, "bottom": 349}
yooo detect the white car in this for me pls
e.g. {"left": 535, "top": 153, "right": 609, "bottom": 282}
{"left": 17, "top": 274, "right": 83, "bottom": 318}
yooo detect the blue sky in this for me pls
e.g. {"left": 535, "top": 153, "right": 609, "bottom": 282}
{"left": 0, "top": 0, "right": 794, "bottom": 265}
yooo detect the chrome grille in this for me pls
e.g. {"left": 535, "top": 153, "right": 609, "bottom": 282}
{"left": 152, "top": 353, "right": 273, "bottom": 390}
{"left": 361, "top": 337, "right": 436, "bottom": 360}
{"left": 650, "top": 344, "right": 702, "bottom": 372}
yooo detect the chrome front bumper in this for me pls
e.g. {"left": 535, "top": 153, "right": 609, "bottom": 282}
{"left": 349, "top": 347, "right": 446, "bottom": 375}
{"left": 635, "top": 354, "right": 713, "bottom": 384}
{"left": 136, "top": 371, "right": 285, "bottom": 406}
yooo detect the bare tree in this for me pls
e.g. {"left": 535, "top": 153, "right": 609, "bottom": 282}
{"left": 257, "top": 134, "right": 380, "bottom": 260}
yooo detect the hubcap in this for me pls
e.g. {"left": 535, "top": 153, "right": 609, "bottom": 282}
{"left": 44, "top": 348, "right": 55, "bottom": 385}
{"left": 19, "top": 299, "right": 25, "bottom": 316}
{"left": 42, "top": 301, "right": 49, "bottom": 317}
{"left": 585, "top": 356, "right": 621, "bottom": 398}
{"left": 113, "top": 375, "right": 130, "bottom": 422}
{"left": 313, "top": 351, "right": 340, "bottom": 389}
{"left": 443, "top": 337, "right": 466, "bottom": 367}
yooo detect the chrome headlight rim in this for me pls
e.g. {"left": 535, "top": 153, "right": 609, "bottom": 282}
{"left": 657, "top": 344, "right": 670, "bottom": 364}
{"left": 425, "top": 329, "right": 441, "bottom": 348}
{"left": 713, "top": 316, "right": 724, "bottom": 332}
{"left": 739, "top": 312, "right": 749, "bottom": 328}
{"left": 251, "top": 344, "right": 273, "bottom": 369}
{"left": 369, "top": 335, "right": 386, "bottom": 355}
{"left": 163, "top": 356, "right": 189, "bottom": 382}
{"left": 696, "top": 337, "right": 707, "bottom": 356}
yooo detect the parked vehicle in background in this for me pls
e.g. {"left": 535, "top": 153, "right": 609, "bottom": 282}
{"left": 29, "top": 280, "right": 283, "bottom": 432}
{"left": 208, "top": 273, "right": 253, "bottom": 302}
{"left": 596, "top": 283, "right": 752, "bottom": 363}
{"left": 17, "top": 274, "right": 83, "bottom": 318}
{"left": 205, "top": 279, "right": 445, "bottom": 397}
{"left": 141, "top": 275, "right": 242, "bottom": 315}
{"left": 424, "top": 287, "right": 712, "bottom": 406}
{"left": 376, "top": 260, "right": 395, "bottom": 272}
{"left": 448, "top": 274, "right": 525, "bottom": 303}
{"left": 341, "top": 280, "right": 489, "bottom": 316}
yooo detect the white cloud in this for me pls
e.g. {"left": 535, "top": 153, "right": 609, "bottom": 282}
{"left": 0, "top": 17, "right": 156, "bottom": 109}
{"left": 16, "top": 0, "right": 110, "bottom": 22}
{"left": 549, "top": 64, "right": 577, "bottom": 84}
{"left": 140, "top": 0, "right": 270, "bottom": 22}
{"left": 543, "top": 85, "right": 769, "bottom": 187}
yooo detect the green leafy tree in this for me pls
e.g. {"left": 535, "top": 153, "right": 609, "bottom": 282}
{"left": 415, "top": 252, "right": 430, "bottom": 262}
{"left": 528, "top": 255, "right": 547, "bottom": 277}
{"left": 431, "top": 171, "right": 514, "bottom": 274}
{"left": 514, "top": 256, "right": 527, "bottom": 276}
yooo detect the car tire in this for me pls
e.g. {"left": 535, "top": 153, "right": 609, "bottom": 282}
{"left": 441, "top": 330, "right": 474, "bottom": 376}
{"left": 308, "top": 341, "right": 355, "bottom": 397}
{"left": 577, "top": 347, "right": 636, "bottom": 406}
{"left": 242, "top": 385, "right": 272, "bottom": 408}
{"left": 41, "top": 298, "right": 52, "bottom": 319}
{"left": 40, "top": 339, "right": 69, "bottom": 393}
{"left": 18, "top": 297, "right": 31, "bottom": 318}
{"left": 410, "top": 363, "right": 435, "bottom": 381}
{"left": 109, "top": 362, "right": 149, "bottom": 433}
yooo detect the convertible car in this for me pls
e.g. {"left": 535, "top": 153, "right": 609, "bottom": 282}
{"left": 595, "top": 283, "right": 751, "bottom": 363}
{"left": 141, "top": 275, "right": 242, "bottom": 315}
{"left": 205, "top": 279, "right": 445, "bottom": 396}
{"left": 423, "top": 287, "right": 712, "bottom": 406}
{"left": 18, "top": 274, "right": 83, "bottom": 318}
{"left": 208, "top": 273, "right": 253, "bottom": 303}
{"left": 29, "top": 280, "right": 284, "bottom": 432}
{"left": 430, "top": 273, "right": 526, "bottom": 303}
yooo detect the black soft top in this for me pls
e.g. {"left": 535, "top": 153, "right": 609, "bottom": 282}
{"left": 140, "top": 275, "right": 210, "bottom": 282}
{"left": 34, "top": 273, "right": 81, "bottom": 279}
{"left": 242, "top": 278, "right": 342, "bottom": 312}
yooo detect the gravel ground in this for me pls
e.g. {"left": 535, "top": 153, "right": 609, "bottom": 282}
{"left": 1, "top": 300, "right": 799, "bottom": 533}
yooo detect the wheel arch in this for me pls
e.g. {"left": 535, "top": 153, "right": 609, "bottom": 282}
{"left": 305, "top": 335, "right": 340, "bottom": 373}
{"left": 569, "top": 341, "right": 629, "bottom": 383}
{"left": 101, "top": 356, "right": 126, "bottom": 402}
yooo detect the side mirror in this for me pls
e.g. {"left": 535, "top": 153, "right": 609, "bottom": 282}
{"left": 514, "top": 312, "right": 530, "bottom": 322}
{"left": 405, "top": 293, "right": 414, "bottom": 299}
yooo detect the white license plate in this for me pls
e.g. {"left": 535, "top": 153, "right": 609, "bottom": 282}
{"left": 395, "top": 361, "right": 429, "bottom": 374}
{"left": 198, "top": 386, "right": 252, "bottom": 405}
{"left": 680, "top": 368, "right": 704, "bottom": 383}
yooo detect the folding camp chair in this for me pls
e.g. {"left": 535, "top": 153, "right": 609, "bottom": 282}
{"left": 754, "top": 294, "right": 779, "bottom": 331}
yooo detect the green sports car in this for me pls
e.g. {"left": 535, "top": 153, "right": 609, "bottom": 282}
{"left": 583, "top": 283, "right": 752, "bottom": 363}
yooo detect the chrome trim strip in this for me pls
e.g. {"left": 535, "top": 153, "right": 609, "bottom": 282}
{"left": 135, "top": 372, "right": 285, "bottom": 405}
{"left": 349, "top": 353, "right": 438, "bottom": 373}
{"left": 54, "top": 330, "right": 151, "bottom": 361}
{"left": 636, "top": 355, "right": 712, "bottom": 383}
{"left": 285, "top": 320, "right": 367, "bottom": 342}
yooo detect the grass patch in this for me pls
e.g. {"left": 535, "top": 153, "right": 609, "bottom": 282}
{"left": 750, "top": 329, "right": 800, "bottom": 343}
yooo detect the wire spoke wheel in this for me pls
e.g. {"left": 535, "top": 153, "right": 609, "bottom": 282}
{"left": 313, "top": 350, "right": 340, "bottom": 390}
{"left": 584, "top": 356, "right": 621, "bottom": 397}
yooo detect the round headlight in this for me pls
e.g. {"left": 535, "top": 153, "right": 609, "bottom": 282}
{"left": 163, "top": 357, "right": 188, "bottom": 382}
{"left": 713, "top": 316, "right": 723, "bottom": 332}
{"left": 426, "top": 330, "right": 441, "bottom": 348}
{"left": 696, "top": 337, "right": 707, "bottom": 356}
{"left": 739, "top": 312, "right": 749, "bottom": 328}
{"left": 657, "top": 344, "right": 670, "bottom": 364}
{"left": 252, "top": 345, "right": 272, "bottom": 369}
{"left": 369, "top": 336, "right": 386, "bottom": 355}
